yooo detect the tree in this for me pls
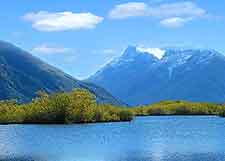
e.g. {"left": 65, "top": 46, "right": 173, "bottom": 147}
{"left": 66, "top": 89, "right": 96, "bottom": 123}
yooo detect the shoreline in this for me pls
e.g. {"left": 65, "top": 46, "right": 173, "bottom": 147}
{"left": 0, "top": 114, "right": 222, "bottom": 125}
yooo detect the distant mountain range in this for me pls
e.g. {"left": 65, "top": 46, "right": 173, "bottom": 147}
{"left": 88, "top": 46, "right": 225, "bottom": 106}
{"left": 0, "top": 41, "right": 123, "bottom": 105}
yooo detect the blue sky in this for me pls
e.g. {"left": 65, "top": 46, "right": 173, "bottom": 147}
{"left": 1, "top": 0, "right": 225, "bottom": 79}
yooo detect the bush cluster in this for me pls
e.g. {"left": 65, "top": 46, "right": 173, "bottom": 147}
{"left": 132, "top": 100, "right": 224, "bottom": 116}
{"left": 1, "top": 91, "right": 225, "bottom": 124}
{"left": 0, "top": 89, "right": 133, "bottom": 124}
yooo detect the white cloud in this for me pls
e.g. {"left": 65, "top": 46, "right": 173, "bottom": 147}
{"left": 32, "top": 44, "right": 71, "bottom": 54}
{"left": 23, "top": 11, "right": 103, "bottom": 32}
{"left": 160, "top": 17, "right": 192, "bottom": 28}
{"left": 109, "top": 2, "right": 148, "bottom": 19}
{"left": 149, "top": 1, "right": 205, "bottom": 18}
{"left": 109, "top": 1, "right": 207, "bottom": 27}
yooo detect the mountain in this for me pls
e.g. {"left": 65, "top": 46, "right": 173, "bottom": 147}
{"left": 88, "top": 46, "right": 225, "bottom": 106}
{"left": 0, "top": 41, "right": 124, "bottom": 105}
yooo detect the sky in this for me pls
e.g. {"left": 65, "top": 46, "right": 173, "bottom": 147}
{"left": 1, "top": 0, "right": 225, "bottom": 79}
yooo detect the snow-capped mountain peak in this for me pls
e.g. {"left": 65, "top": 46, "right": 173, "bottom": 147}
{"left": 88, "top": 46, "right": 225, "bottom": 106}
{"left": 137, "top": 46, "right": 166, "bottom": 59}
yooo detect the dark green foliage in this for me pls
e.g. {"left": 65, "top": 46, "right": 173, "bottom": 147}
{"left": 219, "top": 108, "right": 225, "bottom": 117}
{"left": 119, "top": 110, "right": 133, "bottom": 121}
{"left": 0, "top": 89, "right": 133, "bottom": 124}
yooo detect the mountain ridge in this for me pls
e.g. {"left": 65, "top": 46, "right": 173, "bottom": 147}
{"left": 88, "top": 46, "right": 225, "bottom": 106}
{"left": 0, "top": 41, "right": 124, "bottom": 106}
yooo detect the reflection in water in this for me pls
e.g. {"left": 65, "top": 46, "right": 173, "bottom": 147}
{"left": 0, "top": 116, "right": 225, "bottom": 161}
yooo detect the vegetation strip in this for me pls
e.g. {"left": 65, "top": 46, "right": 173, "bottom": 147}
{"left": 0, "top": 89, "right": 224, "bottom": 124}
{"left": 0, "top": 89, "right": 133, "bottom": 124}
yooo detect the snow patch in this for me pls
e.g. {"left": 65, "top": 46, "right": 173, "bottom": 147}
{"left": 137, "top": 47, "right": 165, "bottom": 59}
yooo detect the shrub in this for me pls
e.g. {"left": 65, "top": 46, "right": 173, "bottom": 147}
{"left": 219, "top": 108, "right": 225, "bottom": 117}
{"left": 119, "top": 110, "right": 133, "bottom": 121}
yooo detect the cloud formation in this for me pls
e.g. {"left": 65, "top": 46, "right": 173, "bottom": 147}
{"left": 32, "top": 44, "right": 71, "bottom": 54}
{"left": 160, "top": 17, "right": 192, "bottom": 28}
{"left": 23, "top": 11, "right": 103, "bottom": 32}
{"left": 149, "top": 1, "right": 205, "bottom": 18}
{"left": 109, "top": 2, "right": 148, "bottom": 19}
{"left": 109, "top": 1, "right": 207, "bottom": 28}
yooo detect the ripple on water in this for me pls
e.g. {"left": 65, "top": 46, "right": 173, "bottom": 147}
{"left": 0, "top": 116, "right": 225, "bottom": 161}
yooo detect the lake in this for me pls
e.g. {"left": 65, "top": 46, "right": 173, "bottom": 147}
{"left": 0, "top": 116, "right": 225, "bottom": 161}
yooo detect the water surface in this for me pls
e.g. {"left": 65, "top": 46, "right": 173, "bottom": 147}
{"left": 0, "top": 116, "right": 225, "bottom": 161}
